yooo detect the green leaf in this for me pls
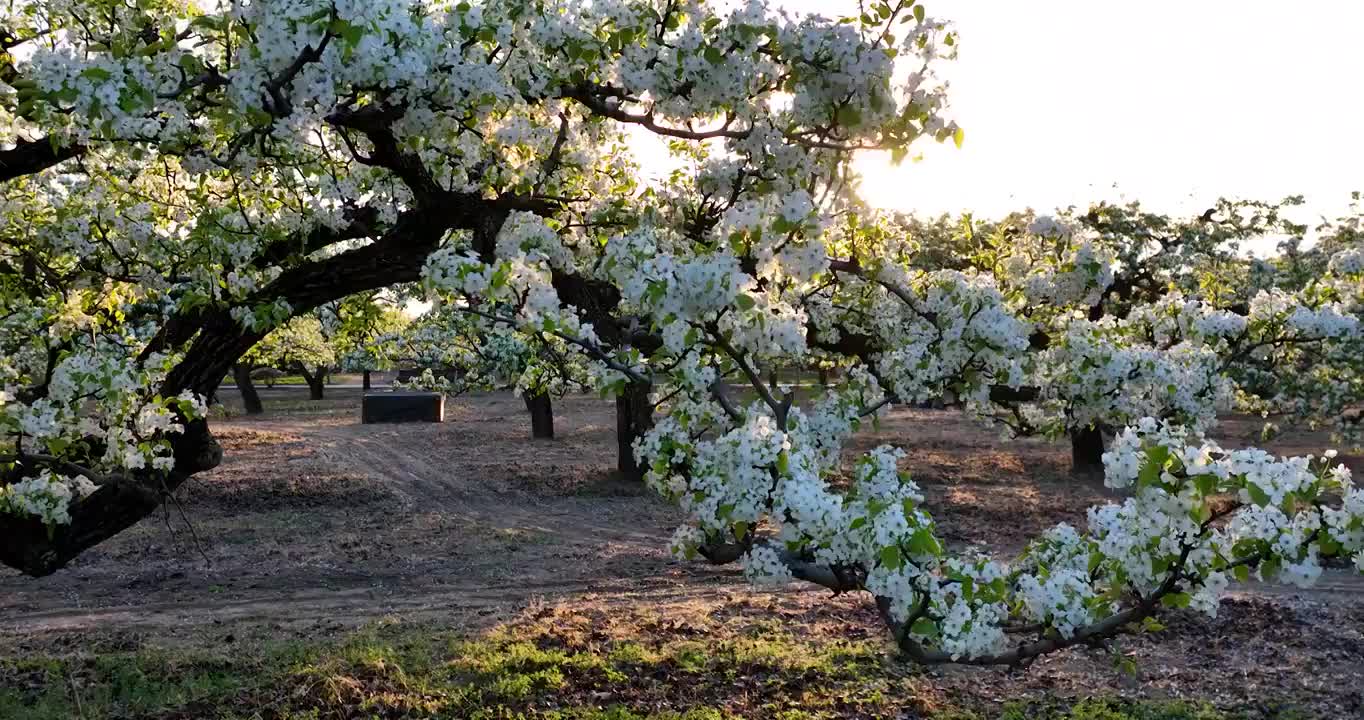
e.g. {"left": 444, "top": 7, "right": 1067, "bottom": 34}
{"left": 1233, "top": 564, "right": 1250, "bottom": 583}
{"left": 1246, "top": 482, "right": 1270, "bottom": 508}
{"left": 735, "top": 293, "right": 757, "bottom": 310}
{"left": 190, "top": 15, "right": 222, "bottom": 31}
{"left": 343, "top": 23, "right": 365, "bottom": 46}
{"left": 908, "top": 527, "right": 941, "bottom": 557}
{"left": 80, "top": 67, "right": 113, "bottom": 82}
{"left": 1159, "top": 592, "right": 1191, "bottom": 608}
{"left": 879, "top": 545, "right": 904, "bottom": 570}
{"left": 1232, "top": 538, "right": 1260, "bottom": 558}
{"left": 952, "top": 126, "right": 964, "bottom": 148}
{"left": 1137, "top": 462, "right": 1161, "bottom": 490}
{"left": 703, "top": 46, "right": 724, "bottom": 65}
{"left": 1194, "top": 474, "right": 1217, "bottom": 496}
{"left": 1138, "top": 444, "right": 1169, "bottom": 487}
{"left": 913, "top": 4, "right": 926, "bottom": 22}
{"left": 910, "top": 618, "right": 938, "bottom": 638}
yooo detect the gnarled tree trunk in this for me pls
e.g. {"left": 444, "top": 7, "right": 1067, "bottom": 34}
{"left": 616, "top": 380, "right": 654, "bottom": 482}
{"left": 233, "top": 363, "right": 263, "bottom": 415}
{"left": 524, "top": 392, "right": 554, "bottom": 439}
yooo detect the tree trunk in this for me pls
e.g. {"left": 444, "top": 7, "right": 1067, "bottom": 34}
{"left": 298, "top": 366, "right": 325, "bottom": 400}
{"left": 616, "top": 380, "right": 654, "bottom": 481}
{"left": 524, "top": 392, "right": 555, "bottom": 439}
{"left": 818, "top": 367, "right": 829, "bottom": 387}
{"left": 362, "top": 369, "right": 372, "bottom": 390}
{"left": 1071, "top": 425, "right": 1105, "bottom": 475}
{"left": 233, "top": 364, "right": 264, "bottom": 415}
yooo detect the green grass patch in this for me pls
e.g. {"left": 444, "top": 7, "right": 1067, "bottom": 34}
{"left": 0, "top": 621, "right": 1319, "bottom": 719}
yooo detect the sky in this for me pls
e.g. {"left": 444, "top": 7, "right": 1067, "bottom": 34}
{"left": 775, "top": 0, "right": 1364, "bottom": 226}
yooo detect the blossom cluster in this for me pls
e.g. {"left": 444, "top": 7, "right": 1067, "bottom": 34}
{"left": 0, "top": 469, "right": 99, "bottom": 526}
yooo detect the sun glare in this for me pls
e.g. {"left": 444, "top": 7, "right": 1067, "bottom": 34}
{"left": 784, "top": 0, "right": 1364, "bottom": 226}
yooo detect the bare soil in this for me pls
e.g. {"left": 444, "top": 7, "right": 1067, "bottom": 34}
{"left": 2, "top": 388, "right": 1362, "bottom": 716}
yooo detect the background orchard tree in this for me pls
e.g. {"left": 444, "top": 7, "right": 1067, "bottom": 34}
{"left": 1013, "top": 200, "right": 1361, "bottom": 468}
{"left": 375, "top": 305, "right": 592, "bottom": 439}
{"left": 882, "top": 200, "right": 1362, "bottom": 472}
{"left": 258, "top": 313, "right": 337, "bottom": 400}
{"left": 230, "top": 313, "right": 340, "bottom": 410}
{"left": 325, "top": 291, "right": 410, "bottom": 391}
{"left": 1252, "top": 201, "right": 1364, "bottom": 446}
{"left": 1275, "top": 192, "right": 1364, "bottom": 288}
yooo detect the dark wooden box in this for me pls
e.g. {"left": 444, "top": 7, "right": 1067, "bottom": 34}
{"left": 362, "top": 392, "right": 445, "bottom": 423}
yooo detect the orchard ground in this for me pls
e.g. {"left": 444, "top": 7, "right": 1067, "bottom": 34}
{"left": 2, "top": 387, "right": 1362, "bottom": 719}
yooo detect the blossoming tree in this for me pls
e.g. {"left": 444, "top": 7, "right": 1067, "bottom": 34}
{"left": 243, "top": 313, "right": 337, "bottom": 401}
{"left": 884, "top": 201, "right": 1363, "bottom": 471}
{"left": 1255, "top": 200, "right": 1364, "bottom": 445}
{"left": 3, "top": 0, "right": 1364, "bottom": 667}
{"left": 328, "top": 290, "right": 410, "bottom": 390}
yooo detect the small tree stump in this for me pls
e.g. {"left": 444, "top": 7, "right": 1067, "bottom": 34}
{"left": 362, "top": 392, "right": 445, "bottom": 423}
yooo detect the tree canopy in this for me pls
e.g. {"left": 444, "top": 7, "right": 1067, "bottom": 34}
{"left": 1, "top": 0, "right": 1362, "bottom": 667}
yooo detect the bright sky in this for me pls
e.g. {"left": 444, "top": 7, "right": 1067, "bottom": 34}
{"left": 778, "top": 0, "right": 1364, "bottom": 225}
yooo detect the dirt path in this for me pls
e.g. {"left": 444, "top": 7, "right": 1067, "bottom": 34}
{"left": 0, "top": 394, "right": 732, "bottom": 649}
{"left": 3, "top": 391, "right": 1363, "bottom": 652}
